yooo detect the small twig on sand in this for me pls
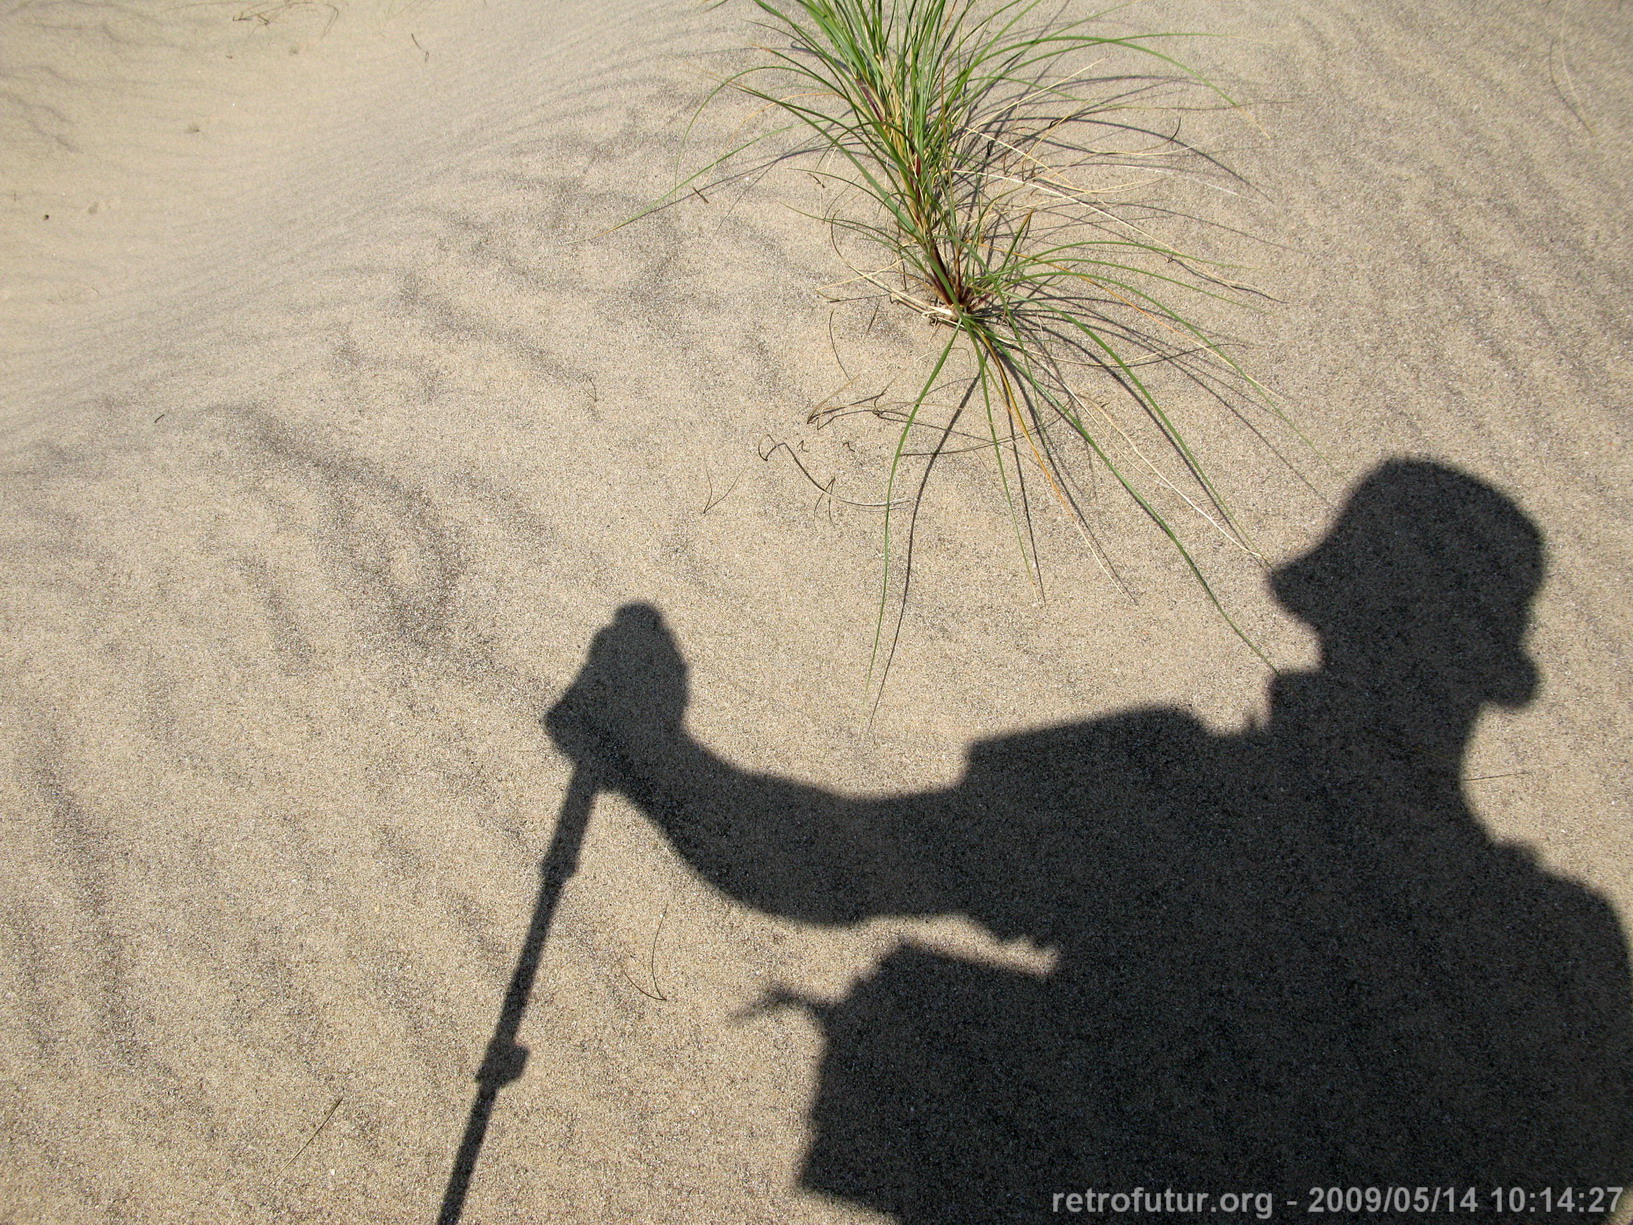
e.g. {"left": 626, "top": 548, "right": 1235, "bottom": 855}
{"left": 620, "top": 908, "right": 671, "bottom": 1002}
{"left": 702, "top": 465, "right": 742, "bottom": 515}
{"left": 281, "top": 1094, "right": 344, "bottom": 1171}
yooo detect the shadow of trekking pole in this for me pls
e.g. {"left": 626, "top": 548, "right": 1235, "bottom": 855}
{"left": 436, "top": 766, "right": 598, "bottom": 1225}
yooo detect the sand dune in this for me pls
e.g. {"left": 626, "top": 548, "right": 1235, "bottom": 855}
{"left": 3, "top": 0, "right": 1631, "bottom": 1221}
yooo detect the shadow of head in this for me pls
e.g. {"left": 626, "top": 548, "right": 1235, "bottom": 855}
{"left": 1272, "top": 459, "right": 1543, "bottom": 709}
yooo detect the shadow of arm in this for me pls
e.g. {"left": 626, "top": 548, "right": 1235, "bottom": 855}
{"left": 544, "top": 605, "right": 963, "bottom": 926}
{"left": 614, "top": 734, "right": 960, "bottom": 926}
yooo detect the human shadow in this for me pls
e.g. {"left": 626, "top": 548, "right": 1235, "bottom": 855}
{"left": 545, "top": 460, "right": 1633, "bottom": 1222}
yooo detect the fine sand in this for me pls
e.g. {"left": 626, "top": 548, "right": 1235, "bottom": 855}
{"left": 3, "top": 1, "right": 1631, "bottom": 1221}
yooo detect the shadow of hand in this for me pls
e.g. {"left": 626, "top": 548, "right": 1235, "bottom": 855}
{"left": 545, "top": 603, "right": 690, "bottom": 791}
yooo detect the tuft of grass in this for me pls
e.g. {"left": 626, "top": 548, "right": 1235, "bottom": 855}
{"left": 646, "top": 0, "right": 1302, "bottom": 706}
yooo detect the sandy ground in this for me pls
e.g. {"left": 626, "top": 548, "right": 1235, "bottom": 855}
{"left": 2, "top": 0, "right": 1631, "bottom": 1221}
